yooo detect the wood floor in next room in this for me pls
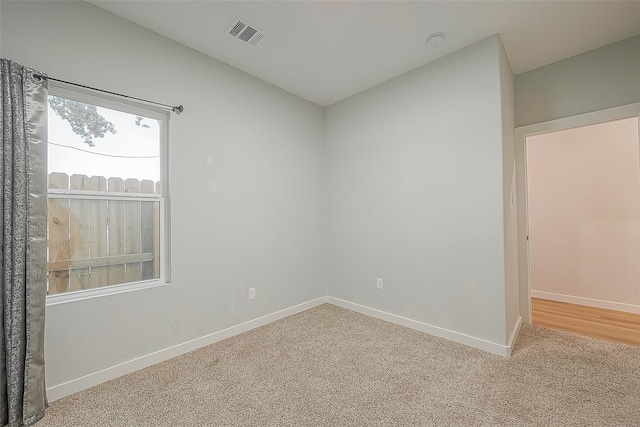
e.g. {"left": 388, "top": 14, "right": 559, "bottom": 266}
{"left": 532, "top": 297, "right": 640, "bottom": 347}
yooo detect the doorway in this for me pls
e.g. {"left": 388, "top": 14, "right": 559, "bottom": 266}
{"left": 515, "top": 105, "right": 640, "bottom": 345}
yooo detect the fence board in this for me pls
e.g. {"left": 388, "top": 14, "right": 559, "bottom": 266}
{"left": 69, "top": 175, "right": 90, "bottom": 291}
{"left": 47, "top": 173, "right": 161, "bottom": 294}
{"left": 89, "top": 176, "right": 108, "bottom": 288}
{"left": 107, "top": 177, "right": 126, "bottom": 285}
{"left": 48, "top": 253, "right": 154, "bottom": 271}
{"left": 48, "top": 172, "right": 70, "bottom": 294}
{"left": 140, "top": 180, "right": 156, "bottom": 280}
{"left": 125, "top": 178, "right": 142, "bottom": 283}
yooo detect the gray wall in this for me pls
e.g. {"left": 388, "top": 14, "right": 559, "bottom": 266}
{"left": 324, "top": 35, "right": 513, "bottom": 346}
{"left": 1, "top": 1, "right": 326, "bottom": 389}
{"left": 1, "top": 1, "right": 524, "bottom": 394}
{"left": 515, "top": 35, "right": 640, "bottom": 127}
{"left": 499, "top": 39, "right": 520, "bottom": 342}
{"left": 515, "top": 35, "right": 640, "bottom": 322}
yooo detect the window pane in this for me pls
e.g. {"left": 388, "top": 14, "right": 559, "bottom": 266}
{"left": 47, "top": 96, "right": 160, "bottom": 182}
{"left": 47, "top": 197, "right": 161, "bottom": 294}
{"left": 47, "top": 94, "right": 164, "bottom": 296}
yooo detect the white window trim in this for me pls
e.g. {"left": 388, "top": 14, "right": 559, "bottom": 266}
{"left": 46, "top": 83, "right": 171, "bottom": 305}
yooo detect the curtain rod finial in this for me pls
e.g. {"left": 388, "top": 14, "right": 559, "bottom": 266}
{"left": 173, "top": 105, "right": 184, "bottom": 115}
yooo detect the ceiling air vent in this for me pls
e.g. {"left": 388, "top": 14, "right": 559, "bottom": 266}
{"left": 226, "top": 17, "right": 268, "bottom": 47}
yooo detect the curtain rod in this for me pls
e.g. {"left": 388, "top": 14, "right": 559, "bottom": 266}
{"left": 33, "top": 74, "right": 184, "bottom": 114}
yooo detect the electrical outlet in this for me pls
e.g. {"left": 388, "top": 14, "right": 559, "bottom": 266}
{"left": 248, "top": 287, "right": 256, "bottom": 301}
{"left": 376, "top": 278, "right": 383, "bottom": 290}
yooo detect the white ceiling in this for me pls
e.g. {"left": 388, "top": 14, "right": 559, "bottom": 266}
{"left": 90, "top": 1, "right": 640, "bottom": 107}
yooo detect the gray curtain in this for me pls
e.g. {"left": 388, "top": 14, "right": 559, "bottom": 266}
{"left": 0, "top": 59, "right": 48, "bottom": 426}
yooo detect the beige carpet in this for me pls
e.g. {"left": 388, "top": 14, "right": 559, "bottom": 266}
{"left": 36, "top": 304, "right": 640, "bottom": 426}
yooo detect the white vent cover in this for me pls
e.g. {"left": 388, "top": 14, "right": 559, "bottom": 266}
{"left": 226, "top": 17, "right": 268, "bottom": 47}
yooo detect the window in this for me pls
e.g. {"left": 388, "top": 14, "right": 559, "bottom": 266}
{"left": 46, "top": 86, "right": 168, "bottom": 301}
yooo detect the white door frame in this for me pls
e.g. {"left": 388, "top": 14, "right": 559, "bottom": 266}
{"left": 515, "top": 102, "right": 640, "bottom": 324}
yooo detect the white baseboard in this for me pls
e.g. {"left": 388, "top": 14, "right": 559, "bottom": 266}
{"left": 326, "top": 297, "right": 514, "bottom": 357}
{"left": 506, "top": 316, "right": 522, "bottom": 357}
{"left": 46, "top": 296, "right": 328, "bottom": 402}
{"left": 531, "top": 291, "right": 640, "bottom": 314}
{"left": 48, "top": 295, "right": 525, "bottom": 401}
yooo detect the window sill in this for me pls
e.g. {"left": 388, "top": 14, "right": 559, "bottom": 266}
{"left": 46, "top": 279, "right": 170, "bottom": 306}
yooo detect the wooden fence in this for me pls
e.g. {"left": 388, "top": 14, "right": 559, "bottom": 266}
{"left": 47, "top": 172, "right": 160, "bottom": 295}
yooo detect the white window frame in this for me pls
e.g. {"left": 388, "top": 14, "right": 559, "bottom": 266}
{"left": 46, "top": 83, "right": 171, "bottom": 305}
